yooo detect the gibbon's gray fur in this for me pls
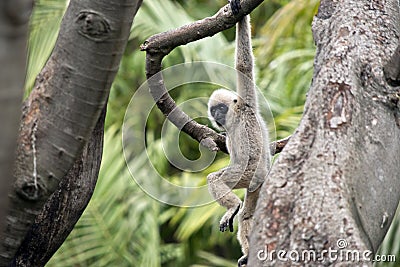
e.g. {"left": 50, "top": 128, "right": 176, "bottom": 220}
{"left": 207, "top": 1, "right": 270, "bottom": 266}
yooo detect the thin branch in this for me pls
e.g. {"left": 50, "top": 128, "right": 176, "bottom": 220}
{"left": 140, "top": 0, "right": 267, "bottom": 154}
{"left": 270, "top": 135, "right": 290, "bottom": 155}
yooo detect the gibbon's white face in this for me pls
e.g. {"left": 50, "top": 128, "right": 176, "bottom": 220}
{"left": 208, "top": 89, "right": 237, "bottom": 131}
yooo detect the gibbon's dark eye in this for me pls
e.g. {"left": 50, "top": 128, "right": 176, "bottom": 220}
{"left": 233, "top": 99, "right": 237, "bottom": 103}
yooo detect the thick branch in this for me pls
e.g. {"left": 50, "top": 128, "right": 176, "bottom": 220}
{"left": 141, "top": 0, "right": 265, "bottom": 154}
{"left": 0, "top": 0, "right": 143, "bottom": 264}
{"left": 11, "top": 108, "right": 105, "bottom": 267}
{"left": 0, "top": 0, "right": 33, "bottom": 234}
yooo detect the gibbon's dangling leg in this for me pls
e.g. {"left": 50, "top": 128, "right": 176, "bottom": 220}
{"left": 207, "top": 167, "right": 243, "bottom": 232}
{"left": 237, "top": 186, "right": 261, "bottom": 266}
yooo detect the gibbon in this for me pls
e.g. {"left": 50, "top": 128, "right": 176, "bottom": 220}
{"left": 207, "top": 1, "right": 270, "bottom": 266}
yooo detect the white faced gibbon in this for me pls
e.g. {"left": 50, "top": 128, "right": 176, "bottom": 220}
{"left": 207, "top": 1, "right": 270, "bottom": 266}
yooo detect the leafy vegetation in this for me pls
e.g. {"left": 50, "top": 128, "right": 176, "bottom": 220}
{"left": 24, "top": 0, "right": 400, "bottom": 266}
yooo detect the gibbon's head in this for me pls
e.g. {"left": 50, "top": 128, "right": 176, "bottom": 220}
{"left": 208, "top": 88, "right": 237, "bottom": 131}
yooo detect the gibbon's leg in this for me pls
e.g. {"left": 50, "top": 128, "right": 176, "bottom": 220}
{"left": 207, "top": 167, "right": 245, "bottom": 232}
{"left": 237, "top": 186, "right": 261, "bottom": 267}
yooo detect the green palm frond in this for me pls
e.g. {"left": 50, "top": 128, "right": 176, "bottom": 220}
{"left": 173, "top": 204, "right": 220, "bottom": 241}
{"left": 131, "top": 0, "right": 193, "bottom": 37}
{"left": 377, "top": 208, "right": 400, "bottom": 267}
{"left": 25, "top": 0, "right": 68, "bottom": 94}
{"left": 195, "top": 251, "right": 237, "bottom": 267}
{"left": 254, "top": 0, "right": 318, "bottom": 139}
{"left": 256, "top": 0, "right": 319, "bottom": 64}
{"left": 131, "top": 0, "right": 229, "bottom": 63}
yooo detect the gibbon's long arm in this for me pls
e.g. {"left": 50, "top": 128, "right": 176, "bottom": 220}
{"left": 235, "top": 15, "right": 257, "bottom": 108}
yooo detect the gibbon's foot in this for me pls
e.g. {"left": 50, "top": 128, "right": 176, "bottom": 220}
{"left": 229, "top": 0, "right": 241, "bottom": 15}
{"left": 238, "top": 255, "right": 248, "bottom": 267}
{"left": 219, "top": 204, "right": 240, "bottom": 232}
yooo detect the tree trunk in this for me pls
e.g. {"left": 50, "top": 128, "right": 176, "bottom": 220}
{"left": 0, "top": 0, "right": 143, "bottom": 265}
{"left": 12, "top": 108, "right": 106, "bottom": 266}
{"left": 248, "top": 0, "right": 400, "bottom": 266}
{"left": 0, "top": 0, "right": 33, "bottom": 234}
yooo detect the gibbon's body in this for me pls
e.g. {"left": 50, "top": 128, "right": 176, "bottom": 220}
{"left": 207, "top": 1, "right": 270, "bottom": 266}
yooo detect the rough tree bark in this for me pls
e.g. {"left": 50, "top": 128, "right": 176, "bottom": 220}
{"left": 0, "top": 0, "right": 33, "bottom": 234}
{"left": 248, "top": 0, "right": 400, "bottom": 266}
{"left": 12, "top": 109, "right": 106, "bottom": 266}
{"left": 0, "top": 0, "right": 143, "bottom": 265}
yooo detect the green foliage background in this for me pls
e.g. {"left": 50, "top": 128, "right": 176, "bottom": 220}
{"left": 25, "top": 0, "right": 399, "bottom": 266}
